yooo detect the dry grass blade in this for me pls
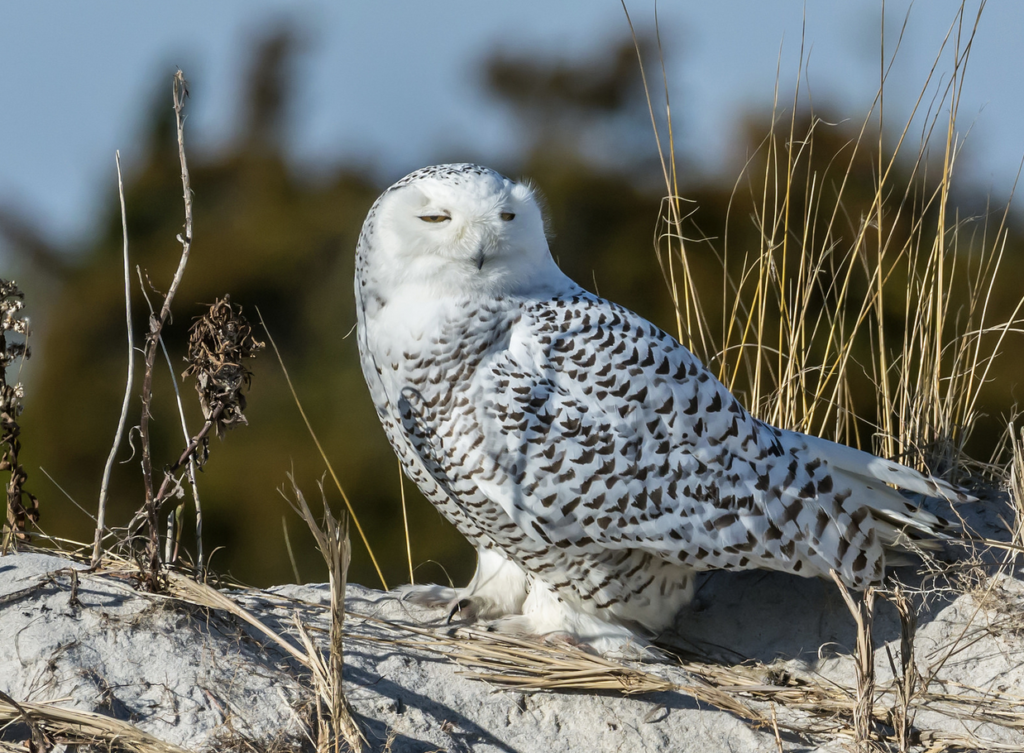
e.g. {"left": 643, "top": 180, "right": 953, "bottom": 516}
{"left": 831, "top": 572, "right": 876, "bottom": 748}
{"left": 0, "top": 691, "right": 190, "bottom": 753}
{"left": 398, "top": 459, "right": 414, "bottom": 585}
{"left": 257, "top": 307, "right": 388, "bottom": 591}
{"left": 166, "top": 571, "right": 315, "bottom": 671}
{"left": 1010, "top": 424, "right": 1024, "bottom": 549}
{"left": 167, "top": 571, "right": 365, "bottom": 747}
{"left": 291, "top": 612, "right": 333, "bottom": 748}
{"left": 283, "top": 515, "right": 302, "bottom": 583}
{"left": 621, "top": 2, "right": 709, "bottom": 356}
{"left": 0, "top": 689, "right": 50, "bottom": 751}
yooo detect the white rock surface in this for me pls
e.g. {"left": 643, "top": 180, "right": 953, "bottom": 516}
{"left": 2, "top": 548, "right": 1023, "bottom": 752}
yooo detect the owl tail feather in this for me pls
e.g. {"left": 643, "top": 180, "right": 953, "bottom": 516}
{"left": 799, "top": 433, "right": 973, "bottom": 550}
{"left": 799, "top": 433, "right": 975, "bottom": 504}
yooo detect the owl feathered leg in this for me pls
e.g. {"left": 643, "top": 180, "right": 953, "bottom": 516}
{"left": 487, "top": 578, "right": 651, "bottom": 657}
{"left": 400, "top": 547, "right": 656, "bottom": 655}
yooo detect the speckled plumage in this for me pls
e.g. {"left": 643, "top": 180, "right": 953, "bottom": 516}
{"left": 355, "top": 164, "right": 967, "bottom": 652}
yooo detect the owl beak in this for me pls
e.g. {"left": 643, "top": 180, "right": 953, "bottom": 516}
{"left": 473, "top": 250, "right": 485, "bottom": 270}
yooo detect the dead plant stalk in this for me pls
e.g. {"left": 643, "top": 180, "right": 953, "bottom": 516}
{"left": 93, "top": 151, "right": 134, "bottom": 567}
{"left": 832, "top": 571, "right": 877, "bottom": 748}
{"left": 286, "top": 475, "right": 364, "bottom": 752}
{"left": 135, "top": 69, "right": 194, "bottom": 586}
{"left": 0, "top": 689, "right": 190, "bottom": 753}
{"left": 132, "top": 266, "right": 204, "bottom": 569}
{"left": 0, "top": 280, "right": 33, "bottom": 553}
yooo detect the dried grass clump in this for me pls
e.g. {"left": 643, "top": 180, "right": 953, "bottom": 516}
{"left": 283, "top": 476, "right": 364, "bottom": 753}
{"left": 0, "top": 689, "right": 190, "bottom": 753}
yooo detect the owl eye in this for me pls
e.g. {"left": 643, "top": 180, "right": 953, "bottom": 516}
{"left": 500, "top": 212, "right": 516, "bottom": 221}
{"left": 419, "top": 214, "right": 451, "bottom": 223}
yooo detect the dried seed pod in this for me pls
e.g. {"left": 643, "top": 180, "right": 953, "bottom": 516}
{"left": 182, "top": 296, "right": 264, "bottom": 447}
{"left": 0, "top": 279, "right": 29, "bottom": 370}
{"left": 1, "top": 279, "right": 37, "bottom": 546}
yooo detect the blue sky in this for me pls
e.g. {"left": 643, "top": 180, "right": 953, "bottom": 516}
{"left": 1, "top": 1, "right": 1021, "bottom": 257}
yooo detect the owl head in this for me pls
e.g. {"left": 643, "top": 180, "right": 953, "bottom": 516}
{"left": 356, "top": 164, "right": 568, "bottom": 300}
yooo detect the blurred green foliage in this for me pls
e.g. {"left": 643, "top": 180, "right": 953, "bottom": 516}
{"left": 9, "top": 28, "right": 1024, "bottom": 589}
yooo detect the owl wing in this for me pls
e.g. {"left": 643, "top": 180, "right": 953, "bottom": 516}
{"left": 457, "top": 292, "right": 960, "bottom": 586}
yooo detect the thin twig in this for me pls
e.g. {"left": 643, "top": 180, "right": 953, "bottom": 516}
{"left": 93, "top": 151, "right": 134, "bottom": 567}
{"left": 159, "top": 331, "right": 201, "bottom": 567}
{"left": 152, "top": 404, "right": 225, "bottom": 508}
{"left": 1010, "top": 423, "right": 1024, "bottom": 549}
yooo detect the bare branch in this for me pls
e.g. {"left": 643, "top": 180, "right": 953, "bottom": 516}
{"left": 135, "top": 69, "right": 195, "bottom": 589}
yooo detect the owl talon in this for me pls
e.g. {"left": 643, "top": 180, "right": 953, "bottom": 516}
{"left": 447, "top": 598, "right": 473, "bottom": 624}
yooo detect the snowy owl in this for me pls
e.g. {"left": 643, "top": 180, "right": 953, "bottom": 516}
{"left": 355, "top": 163, "right": 966, "bottom": 653}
